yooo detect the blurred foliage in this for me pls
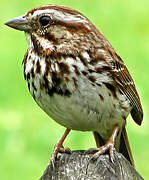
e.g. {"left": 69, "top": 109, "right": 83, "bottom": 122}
{"left": 0, "top": 0, "right": 149, "bottom": 179}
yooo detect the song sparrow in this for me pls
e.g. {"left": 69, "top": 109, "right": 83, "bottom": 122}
{"left": 5, "top": 5, "right": 143, "bottom": 166}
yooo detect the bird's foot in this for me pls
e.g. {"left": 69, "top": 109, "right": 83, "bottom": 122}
{"left": 49, "top": 128, "right": 71, "bottom": 168}
{"left": 85, "top": 125, "right": 119, "bottom": 163}
{"left": 93, "top": 141, "right": 115, "bottom": 163}
{"left": 50, "top": 145, "right": 71, "bottom": 168}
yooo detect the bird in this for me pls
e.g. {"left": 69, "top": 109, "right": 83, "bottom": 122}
{"left": 5, "top": 5, "right": 143, "bottom": 166}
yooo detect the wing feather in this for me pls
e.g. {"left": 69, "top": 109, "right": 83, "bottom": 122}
{"left": 98, "top": 33, "right": 143, "bottom": 125}
{"left": 111, "top": 53, "right": 143, "bottom": 125}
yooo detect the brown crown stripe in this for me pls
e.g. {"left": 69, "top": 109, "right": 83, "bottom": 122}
{"left": 26, "top": 5, "right": 83, "bottom": 17}
{"left": 27, "top": 6, "right": 91, "bottom": 33}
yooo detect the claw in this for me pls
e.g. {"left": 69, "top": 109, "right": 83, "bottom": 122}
{"left": 49, "top": 128, "right": 71, "bottom": 167}
{"left": 92, "top": 142, "right": 116, "bottom": 163}
{"left": 59, "top": 147, "right": 72, "bottom": 154}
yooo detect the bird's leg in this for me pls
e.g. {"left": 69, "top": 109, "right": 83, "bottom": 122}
{"left": 51, "top": 128, "right": 71, "bottom": 166}
{"left": 93, "top": 125, "right": 119, "bottom": 162}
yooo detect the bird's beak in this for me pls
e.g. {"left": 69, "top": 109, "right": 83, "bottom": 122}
{"left": 5, "top": 15, "right": 31, "bottom": 32}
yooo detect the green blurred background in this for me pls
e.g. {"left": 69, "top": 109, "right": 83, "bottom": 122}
{"left": 0, "top": 0, "right": 149, "bottom": 179}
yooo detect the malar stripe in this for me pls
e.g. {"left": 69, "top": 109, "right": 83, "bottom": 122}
{"left": 31, "top": 34, "right": 43, "bottom": 55}
{"left": 44, "top": 33, "right": 59, "bottom": 44}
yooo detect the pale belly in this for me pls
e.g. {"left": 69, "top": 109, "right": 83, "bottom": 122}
{"left": 28, "top": 75, "right": 130, "bottom": 139}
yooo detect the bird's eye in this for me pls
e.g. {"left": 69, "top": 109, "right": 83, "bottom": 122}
{"left": 39, "top": 16, "right": 51, "bottom": 27}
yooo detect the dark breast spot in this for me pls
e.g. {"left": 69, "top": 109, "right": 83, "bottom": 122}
{"left": 99, "top": 94, "right": 104, "bottom": 102}
{"left": 82, "top": 71, "right": 88, "bottom": 76}
{"left": 27, "top": 82, "right": 30, "bottom": 91}
{"left": 51, "top": 71, "right": 61, "bottom": 85}
{"left": 88, "top": 75, "right": 96, "bottom": 83}
{"left": 104, "top": 82, "right": 117, "bottom": 99}
{"left": 24, "top": 72, "right": 27, "bottom": 80}
{"left": 36, "top": 60, "right": 41, "bottom": 74}
{"left": 72, "top": 77, "right": 78, "bottom": 88}
{"left": 30, "top": 68, "right": 35, "bottom": 79}
{"left": 79, "top": 54, "right": 88, "bottom": 66}
{"left": 43, "top": 73, "right": 71, "bottom": 97}
{"left": 90, "top": 58, "right": 100, "bottom": 65}
{"left": 88, "top": 69, "right": 95, "bottom": 73}
{"left": 26, "top": 73, "right": 30, "bottom": 81}
{"left": 96, "top": 66, "right": 111, "bottom": 73}
{"left": 32, "top": 81, "right": 37, "bottom": 91}
{"left": 44, "top": 60, "right": 50, "bottom": 76}
{"left": 59, "top": 62, "right": 70, "bottom": 74}
{"left": 73, "top": 64, "right": 81, "bottom": 75}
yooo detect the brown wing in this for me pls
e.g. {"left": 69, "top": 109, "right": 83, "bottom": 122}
{"left": 111, "top": 57, "right": 143, "bottom": 125}
{"left": 106, "top": 47, "right": 143, "bottom": 125}
{"left": 99, "top": 33, "right": 143, "bottom": 125}
{"left": 98, "top": 33, "right": 143, "bottom": 125}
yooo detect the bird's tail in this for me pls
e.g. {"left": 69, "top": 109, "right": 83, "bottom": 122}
{"left": 119, "top": 127, "right": 134, "bottom": 166}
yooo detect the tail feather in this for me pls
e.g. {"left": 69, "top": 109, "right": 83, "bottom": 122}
{"left": 119, "top": 127, "right": 134, "bottom": 166}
